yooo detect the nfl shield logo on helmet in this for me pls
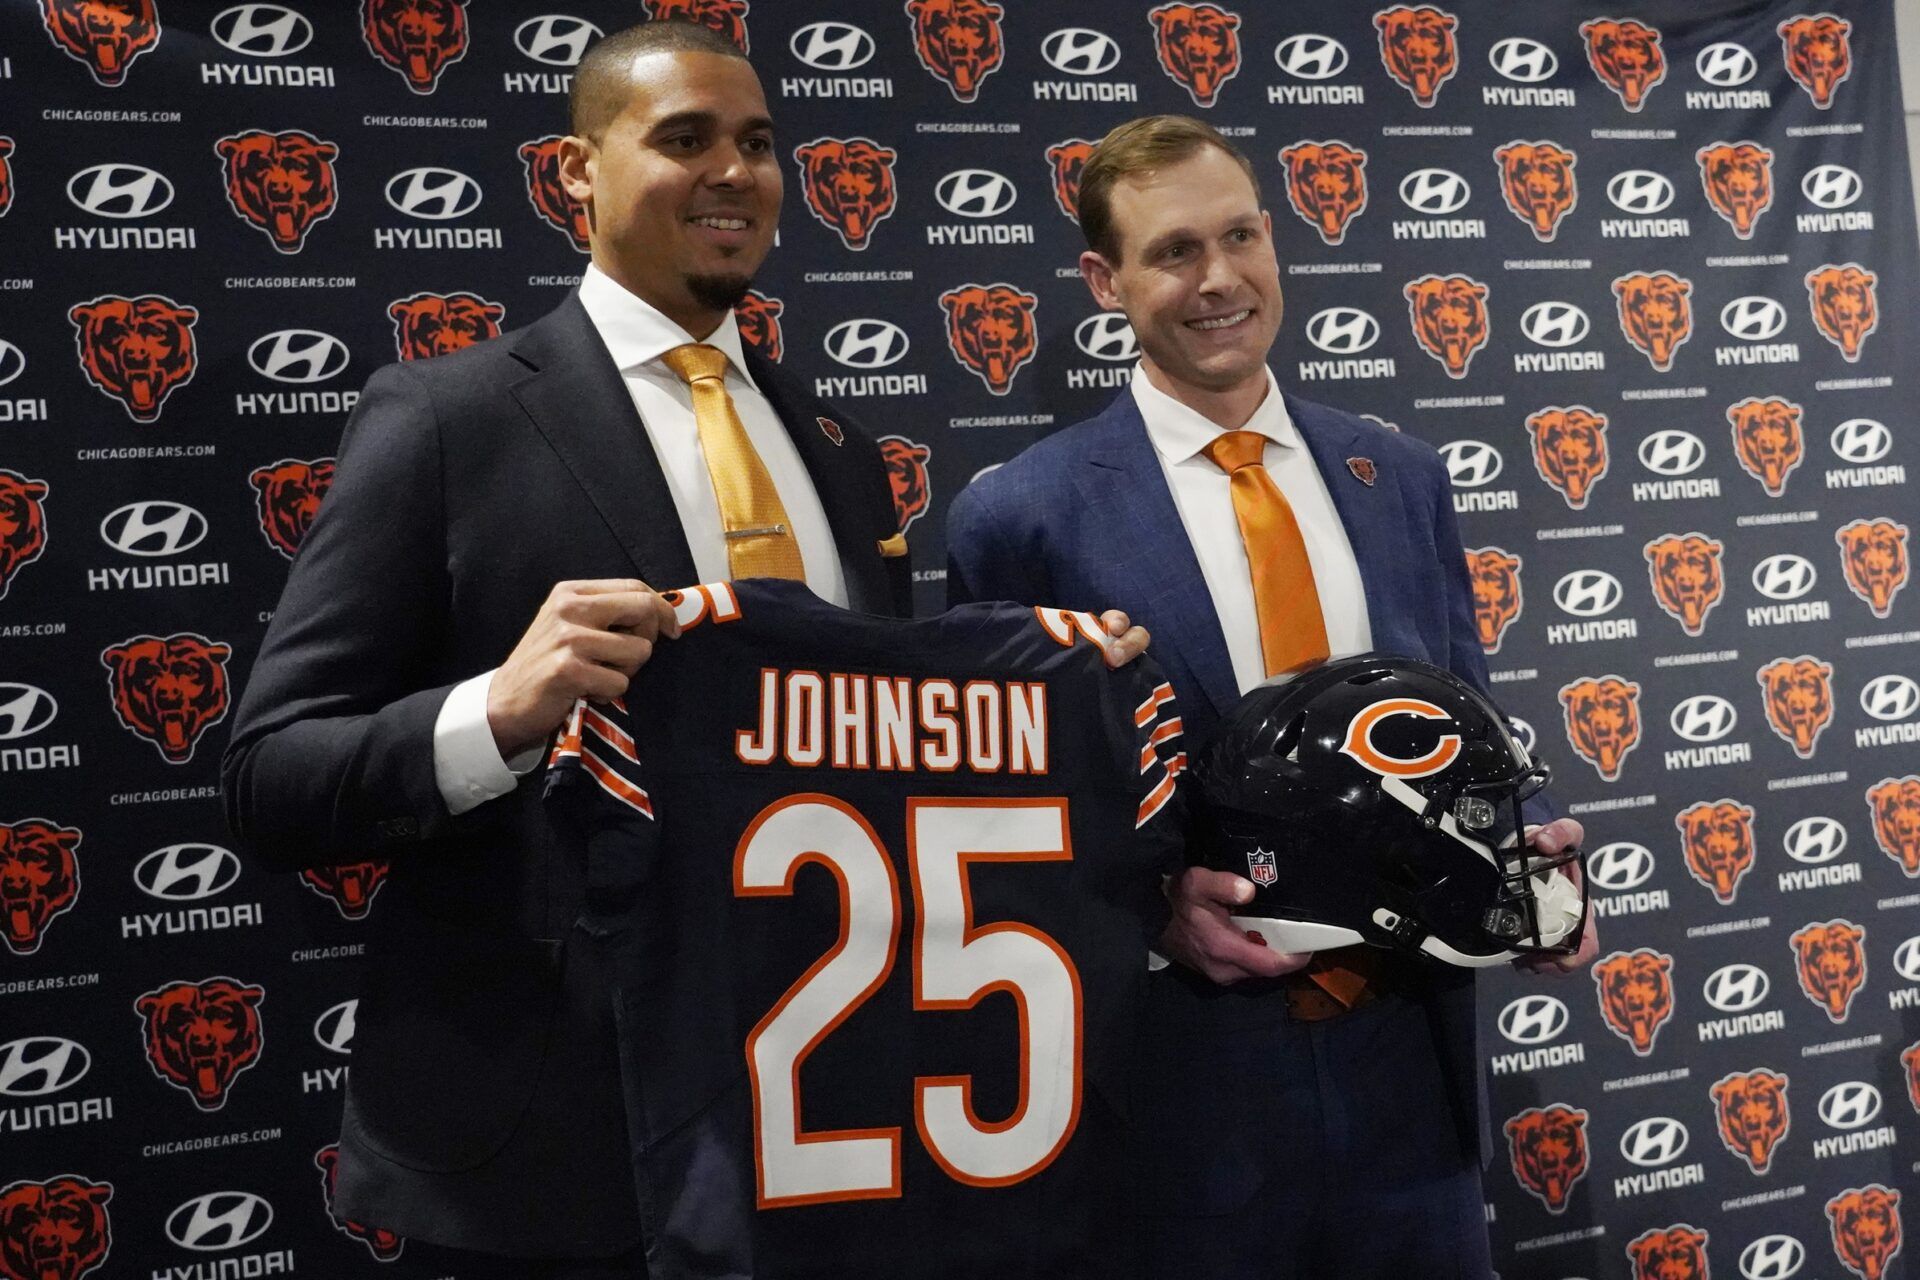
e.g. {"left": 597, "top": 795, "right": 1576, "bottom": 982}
{"left": 1247, "top": 847, "right": 1278, "bottom": 887}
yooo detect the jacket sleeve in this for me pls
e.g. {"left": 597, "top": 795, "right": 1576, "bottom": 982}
{"left": 944, "top": 472, "right": 1053, "bottom": 609}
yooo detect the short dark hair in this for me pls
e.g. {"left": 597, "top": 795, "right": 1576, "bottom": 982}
{"left": 1077, "top": 115, "right": 1261, "bottom": 262}
{"left": 568, "top": 20, "right": 748, "bottom": 142}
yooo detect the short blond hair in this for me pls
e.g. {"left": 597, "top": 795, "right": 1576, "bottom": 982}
{"left": 1077, "top": 115, "right": 1261, "bottom": 262}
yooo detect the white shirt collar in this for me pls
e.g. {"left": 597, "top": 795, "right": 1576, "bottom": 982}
{"left": 576, "top": 262, "right": 757, "bottom": 389}
{"left": 1130, "top": 362, "right": 1297, "bottom": 467}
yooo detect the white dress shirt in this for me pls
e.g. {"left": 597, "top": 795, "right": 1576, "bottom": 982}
{"left": 433, "top": 265, "right": 847, "bottom": 815}
{"left": 1131, "top": 363, "right": 1372, "bottom": 696}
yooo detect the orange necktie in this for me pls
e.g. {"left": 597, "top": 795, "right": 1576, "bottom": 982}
{"left": 660, "top": 343, "right": 806, "bottom": 581}
{"left": 1201, "top": 430, "right": 1331, "bottom": 679}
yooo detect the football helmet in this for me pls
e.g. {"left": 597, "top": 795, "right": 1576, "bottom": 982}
{"left": 1191, "top": 653, "right": 1587, "bottom": 967}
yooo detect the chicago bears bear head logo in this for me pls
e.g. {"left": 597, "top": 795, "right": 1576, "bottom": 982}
{"left": 878, "top": 436, "right": 932, "bottom": 534}
{"left": 905, "top": 0, "right": 1004, "bottom": 103}
{"left": 361, "top": 0, "right": 469, "bottom": 93}
{"left": 134, "top": 977, "right": 264, "bottom": 1110}
{"left": 1560, "top": 675, "right": 1641, "bottom": 781}
{"left": 1465, "top": 548, "right": 1522, "bottom": 653}
{"left": 300, "top": 861, "right": 391, "bottom": 920}
{"left": 1612, "top": 272, "right": 1692, "bottom": 372}
{"left": 794, "top": 138, "right": 898, "bottom": 252}
{"left": 315, "top": 1146, "right": 404, "bottom": 1261}
{"left": 1806, "top": 264, "right": 1878, "bottom": 362}
{"left": 214, "top": 130, "right": 340, "bottom": 254}
{"left": 249, "top": 458, "right": 335, "bottom": 561}
{"left": 1727, "top": 397, "right": 1803, "bottom": 497}
{"left": 1791, "top": 919, "right": 1866, "bottom": 1022}
{"left": 41, "top": 0, "right": 159, "bottom": 87}
{"left": 1828, "top": 1185, "right": 1901, "bottom": 1280}
{"left": 1404, "top": 274, "right": 1489, "bottom": 379}
{"left": 1582, "top": 18, "right": 1666, "bottom": 112}
{"left": 1676, "top": 799, "right": 1755, "bottom": 905}
{"left": 1757, "top": 655, "right": 1833, "bottom": 759}
{"left": 1836, "top": 518, "right": 1909, "bottom": 619}
{"left": 1644, "top": 533, "right": 1724, "bottom": 636}
{"left": 939, "top": 283, "right": 1037, "bottom": 395}
{"left": 1149, "top": 4, "right": 1243, "bottom": 108}
{"left": 0, "top": 819, "right": 82, "bottom": 957}
{"left": 1280, "top": 141, "right": 1367, "bottom": 246}
{"left": 1594, "top": 948, "right": 1675, "bottom": 1055}
{"left": 1781, "top": 14, "right": 1852, "bottom": 109}
{"left": 1866, "top": 776, "right": 1920, "bottom": 878}
{"left": 1495, "top": 141, "right": 1577, "bottom": 242}
{"left": 1904, "top": 1041, "right": 1920, "bottom": 1113}
{"left": 1503, "top": 1104, "right": 1589, "bottom": 1214}
{"left": 642, "top": 0, "right": 749, "bottom": 52}
{"left": 1373, "top": 6, "right": 1458, "bottom": 108}
{"left": 1698, "top": 142, "right": 1773, "bottom": 240}
{"left": 0, "top": 137, "right": 14, "bottom": 217}
{"left": 734, "top": 291, "right": 784, "bottom": 363}
{"left": 1045, "top": 140, "right": 1096, "bottom": 221}
{"left": 0, "top": 471, "right": 50, "bottom": 602}
{"left": 100, "top": 633, "right": 232, "bottom": 764}
{"left": 388, "top": 292, "right": 504, "bottom": 361}
{"left": 1711, "top": 1069, "right": 1789, "bottom": 1175}
{"left": 0, "top": 1174, "right": 113, "bottom": 1280}
{"left": 518, "top": 135, "right": 589, "bottom": 253}
{"left": 1626, "top": 1225, "right": 1708, "bottom": 1280}
{"left": 1528, "top": 406, "right": 1608, "bottom": 509}
{"left": 68, "top": 295, "right": 198, "bottom": 423}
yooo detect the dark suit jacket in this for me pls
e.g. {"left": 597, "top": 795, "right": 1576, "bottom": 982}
{"left": 221, "top": 295, "right": 910, "bottom": 1258}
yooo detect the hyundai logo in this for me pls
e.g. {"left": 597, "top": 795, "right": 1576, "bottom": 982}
{"left": 133, "top": 843, "right": 242, "bottom": 902}
{"left": 0, "top": 684, "right": 57, "bottom": 740}
{"left": 1438, "top": 440, "right": 1502, "bottom": 488}
{"left": 0, "top": 340, "right": 26, "bottom": 388}
{"left": 1552, "top": 570, "right": 1622, "bottom": 618}
{"left": 1041, "top": 28, "right": 1122, "bottom": 76}
{"left": 1817, "top": 1081, "right": 1882, "bottom": 1130}
{"left": 1496, "top": 995, "right": 1569, "bottom": 1045}
{"left": 1703, "top": 962, "right": 1769, "bottom": 1013}
{"left": 384, "top": 168, "right": 483, "bottom": 220}
{"left": 790, "top": 22, "right": 876, "bottom": 71}
{"left": 1720, "top": 296, "right": 1788, "bottom": 342}
{"left": 1860, "top": 675, "right": 1920, "bottom": 723}
{"left": 1606, "top": 169, "right": 1675, "bottom": 215}
{"left": 823, "top": 319, "right": 909, "bottom": 369}
{"left": 1829, "top": 418, "right": 1891, "bottom": 464}
{"left": 513, "top": 15, "right": 602, "bottom": 67}
{"left": 1738, "top": 1234, "right": 1805, "bottom": 1280}
{"left": 1751, "top": 554, "right": 1816, "bottom": 601}
{"left": 100, "top": 501, "right": 208, "bottom": 557}
{"left": 247, "top": 329, "right": 350, "bottom": 384}
{"left": 1800, "top": 164, "right": 1862, "bottom": 210}
{"left": 1638, "top": 429, "right": 1706, "bottom": 477}
{"left": 1782, "top": 816, "right": 1846, "bottom": 864}
{"left": 1398, "top": 167, "right": 1470, "bottom": 216}
{"left": 1619, "top": 1117, "right": 1689, "bottom": 1167}
{"left": 1305, "top": 307, "right": 1379, "bottom": 355}
{"left": 66, "top": 163, "right": 174, "bottom": 219}
{"left": 1695, "top": 42, "right": 1758, "bottom": 87}
{"left": 1273, "top": 33, "right": 1349, "bottom": 80}
{"left": 1488, "top": 37, "right": 1558, "bottom": 83}
{"left": 935, "top": 169, "right": 1017, "bottom": 219}
{"left": 313, "top": 999, "right": 357, "bottom": 1054}
{"left": 1520, "top": 301, "right": 1589, "bottom": 348}
{"left": 1588, "top": 842, "right": 1654, "bottom": 891}
{"left": 1670, "top": 695, "right": 1737, "bottom": 742}
{"left": 0, "top": 1037, "right": 91, "bottom": 1097}
{"left": 1507, "top": 716, "right": 1536, "bottom": 755}
{"left": 1074, "top": 312, "right": 1139, "bottom": 362}
{"left": 166, "top": 1192, "right": 274, "bottom": 1252}
{"left": 211, "top": 4, "right": 313, "bottom": 57}
{"left": 1894, "top": 934, "right": 1920, "bottom": 983}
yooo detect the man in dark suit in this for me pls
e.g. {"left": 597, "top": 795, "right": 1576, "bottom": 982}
{"left": 946, "top": 116, "right": 1595, "bottom": 1278}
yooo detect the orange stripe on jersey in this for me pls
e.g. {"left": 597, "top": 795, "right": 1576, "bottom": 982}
{"left": 1134, "top": 752, "right": 1187, "bottom": 828}
{"left": 582, "top": 746, "right": 654, "bottom": 818}
{"left": 1134, "top": 683, "right": 1175, "bottom": 727}
{"left": 547, "top": 701, "right": 587, "bottom": 768}
{"left": 583, "top": 705, "right": 639, "bottom": 763}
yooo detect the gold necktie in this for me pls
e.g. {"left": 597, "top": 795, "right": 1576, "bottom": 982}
{"left": 1201, "top": 430, "right": 1330, "bottom": 678}
{"left": 660, "top": 343, "right": 806, "bottom": 581}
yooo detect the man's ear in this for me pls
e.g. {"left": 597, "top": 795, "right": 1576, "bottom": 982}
{"left": 1080, "top": 249, "right": 1121, "bottom": 311}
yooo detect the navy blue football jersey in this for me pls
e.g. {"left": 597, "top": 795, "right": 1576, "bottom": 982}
{"left": 544, "top": 579, "right": 1188, "bottom": 1280}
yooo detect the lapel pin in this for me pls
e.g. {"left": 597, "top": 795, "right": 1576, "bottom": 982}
{"left": 1347, "top": 456, "right": 1377, "bottom": 486}
{"left": 817, "top": 417, "right": 844, "bottom": 446}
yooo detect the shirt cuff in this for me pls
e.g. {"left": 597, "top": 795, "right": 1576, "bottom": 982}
{"left": 434, "top": 670, "right": 542, "bottom": 816}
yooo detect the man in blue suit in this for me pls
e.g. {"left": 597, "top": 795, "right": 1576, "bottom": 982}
{"left": 946, "top": 116, "right": 1596, "bottom": 1278}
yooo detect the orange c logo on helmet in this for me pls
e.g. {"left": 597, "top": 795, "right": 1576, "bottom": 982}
{"left": 134, "top": 976, "right": 266, "bottom": 1111}
{"left": 1339, "top": 697, "right": 1461, "bottom": 779}
{"left": 1593, "top": 948, "right": 1675, "bottom": 1056}
{"left": 1373, "top": 6, "right": 1459, "bottom": 108}
{"left": 215, "top": 129, "right": 340, "bottom": 255}
{"left": 1757, "top": 655, "right": 1833, "bottom": 759}
{"left": 0, "top": 819, "right": 82, "bottom": 957}
{"left": 101, "top": 634, "right": 233, "bottom": 765}
{"left": 1727, "top": 396, "right": 1804, "bottom": 497}
{"left": 68, "top": 294, "right": 199, "bottom": 423}
{"left": 1626, "top": 1225, "right": 1708, "bottom": 1280}
{"left": 1711, "top": 1069, "right": 1790, "bottom": 1175}
{"left": 0, "top": 469, "right": 51, "bottom": 602}
{"left": 1675, "top": 799, "right": 1756, "bottom": 905}
{"left": 1465, "top": 548, "right": 1522, "bottom": 654}
{"left": 1582, "top": 18, "right": 1667, "bottom": 112}
{"left": 793, "top": 138, "right": 898, "bottom": 252}
{"left": 1280, "top": 141, "right": 1369, "bottom": 246}
{"left": 300, "top": 861, "right": 392, "bottom": 921}
{"left": 42, "top": 0, "right": 159, "bottom": 87}
{"left": 316, "top": 1145, "right": 405, "bottom": 1260}
{"left": 906, "top": 0, "right": 1005, "bottom": 103}
{"left": 1867, "top": 775, "right": 1920, "bottom": 878}
{"left": 1503, "top": 1105, "right": 1589, "bottom": 1215}
{"left": 361, "top": 0, "right": 470, "bottom": 94}
{"left": 1836, "top": 518, "right": 1909, "bottom": 619}
{"left": 642, "top": 0, "right": 750, "bottom": 52}
{"left": 1806, "top": 263, "right": 1879, "bottom": 362}
{"left": 1559, "top": 675, "right": 1641, "bottom": 781}
{"left": 519, "top": 135, "right": 589, "bottom": 253}
{"left": 1791, "top": 918, "right": 1867, "bottom": 1023}
{"left": 1644, "top": 533, "right": 1724, "bottom": 636}
{"left": 1404, "top": 274, "right": 1489, "bottom": 379}
{"left": 0, "top": 1175, "right": 114, "bottom": 1280}
{"left": 1612, "top": 271, "right": 1693, "bottom": 372}
{"left": 249, "top": 458, "right": 335, "bottom": 561}
{"left": 388, "top": 292, "right": 505, "bottom": 362}
{"left": 1149, "top": 4, "right": 1244, "bottom": 109}
{"left": 939, "top": 283, "right": 1038, "bottom": 395}
{"left": 1528, "top": 406, "right": 1609, "bottom": 510}
{"left": 734, "top": 291, "right": 785, "bottom": 363}
{"left": 1494, "top": 141, "right": 1577, "bottom": 242}
{"left": 1045, "top": 140, "right": 1096, "bottom": 221}
{"left": 1827, "top": 1184, "right": 1902, "bottom": 1280}
{"left": 878, "top": 436, "right": 933, "bottom": 534}
{"left": 1781, "top": 14, "right": 1853, "bottom": 109}
{"left": 1698, "top": 142, "right": 1774, "bottom": 239}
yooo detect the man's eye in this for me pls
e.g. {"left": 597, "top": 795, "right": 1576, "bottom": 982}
{"left": 742, "top": 136, "right": 773, "bottom": 155}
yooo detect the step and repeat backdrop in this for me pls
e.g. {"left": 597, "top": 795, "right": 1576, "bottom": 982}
{"left": 2, "top": 1, "right": 1917, "bottom": 1276}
